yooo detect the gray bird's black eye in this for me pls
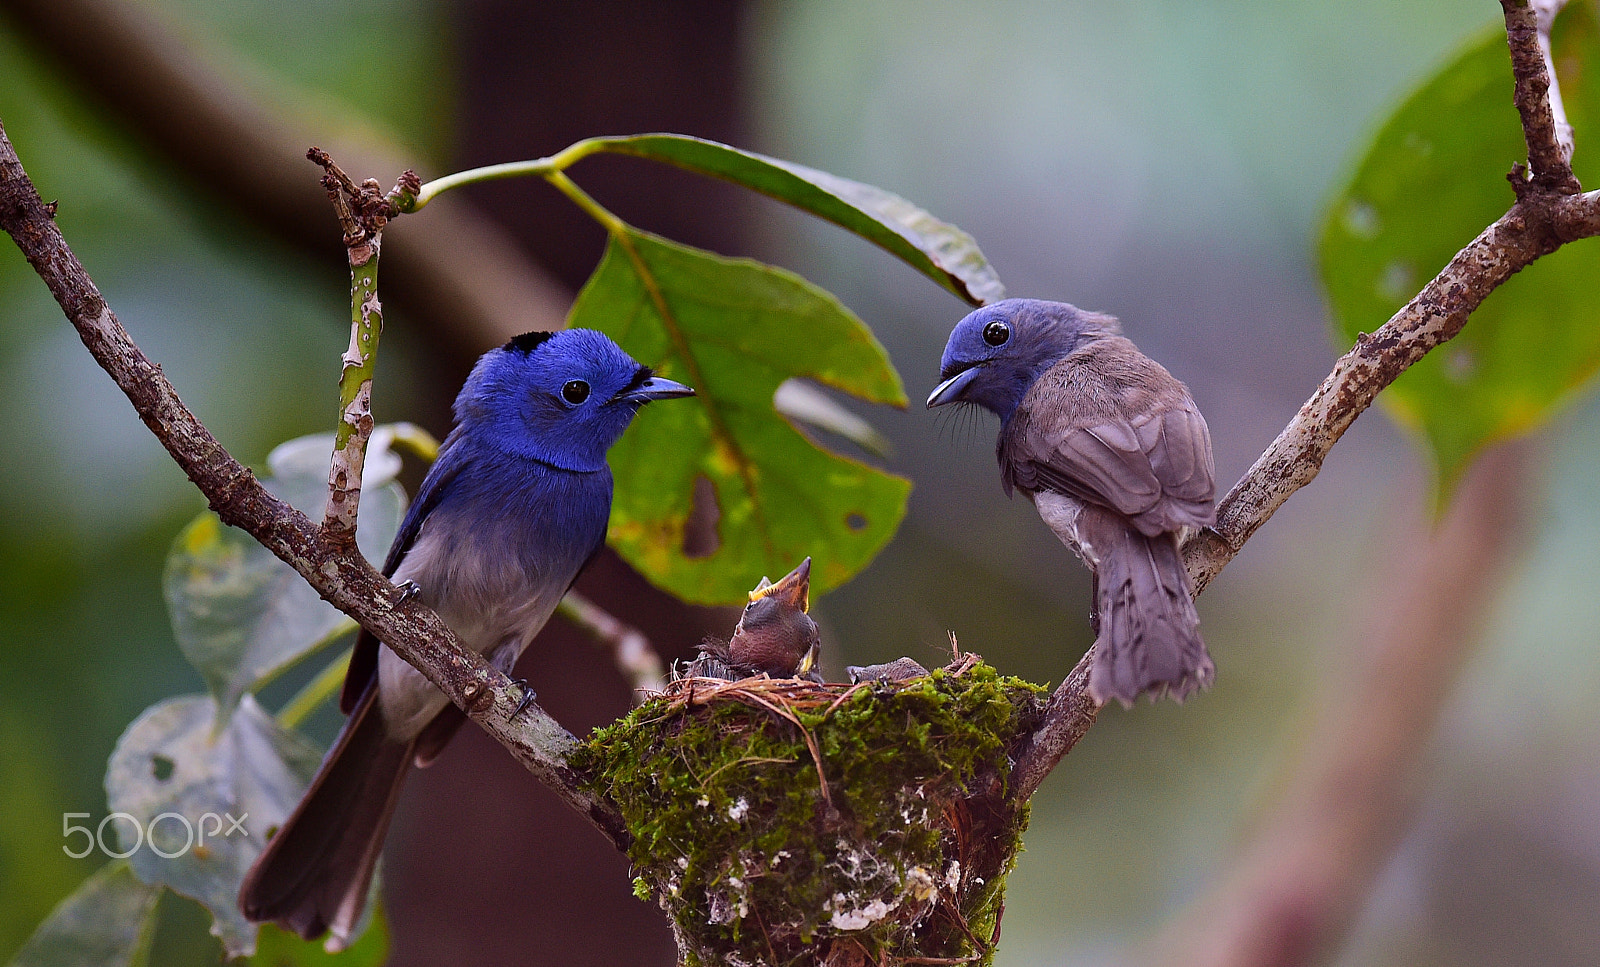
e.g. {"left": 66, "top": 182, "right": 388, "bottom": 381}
{"left": 982, "top": 320, "right": 1010, "bottom": 346}
{"left": 561, "top": 380, "right": 590, "bottom": 405}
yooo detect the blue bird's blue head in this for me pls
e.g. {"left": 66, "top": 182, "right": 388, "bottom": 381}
{"left": 925, "top": 298, "right": 1120, "bottom": 423}
{"left": 454, "top": 329, "right": 694, "bottom": 472}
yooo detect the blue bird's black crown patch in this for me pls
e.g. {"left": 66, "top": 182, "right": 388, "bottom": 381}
{"left": 504, "top": 331, "right": 557, "bottom": 355}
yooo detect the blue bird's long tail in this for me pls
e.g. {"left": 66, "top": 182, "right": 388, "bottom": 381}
{"left": 1082, "top": 510, "right": 1214, "bottom": 707}
{"left": 238, "top": 684, "right": 414, "bottom": 950}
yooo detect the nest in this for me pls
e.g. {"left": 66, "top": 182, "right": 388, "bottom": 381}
{"left": 573, "top": 656, "right": 1046, "bottom": 967}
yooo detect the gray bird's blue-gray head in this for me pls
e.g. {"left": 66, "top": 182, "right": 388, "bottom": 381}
{"left": 456, "top": 328, "right": 694, "bottom": 472}
{"left": 926, "top": 298, "right": 1120, "bottom": 423}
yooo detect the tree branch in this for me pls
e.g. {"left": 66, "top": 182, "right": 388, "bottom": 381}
{"left": 1009, "top": 648, "right": 1096, "bottom": 801}
{"left": 0, "top": 118, "right": 629, "bottom": 851}
{"left": 1013, "top": 6, "right": 1600, "bottom": 796}
{"left": 307, "top": 148, "right": 419, "bottom": 544}
{"left": 1185, "top": 186, "right": 1594, "bottom": 594}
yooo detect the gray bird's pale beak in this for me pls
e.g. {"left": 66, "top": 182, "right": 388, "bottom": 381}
{"left": 625, "top": 376, "right": 695, "bottom": 403}
{"left": 926, "top": 366, "right": 981, "bottom": 408}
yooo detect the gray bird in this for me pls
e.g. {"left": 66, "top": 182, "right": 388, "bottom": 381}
{"left": 926, "top": 298, "right": 1216, "bottom": 707}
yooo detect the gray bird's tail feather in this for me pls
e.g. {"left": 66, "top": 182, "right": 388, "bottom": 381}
{"left": 1087, "top": 519, "right": 1214, "bottom": 708}
{"left": 238, "top": 684, "right": 413, "bottom": 950}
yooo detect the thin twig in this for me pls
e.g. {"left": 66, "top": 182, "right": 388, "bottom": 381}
{"left": 557, "top": 590, "right": 668, "bottom": 700}
{"left": 0, "top": 120, "right": 629, "bottom": 851}
{"left": 1502, "top": 0, "right": 1579, "bottom": 193}
{"left": 311, "top": 151, "right": 386, "bottom": 543}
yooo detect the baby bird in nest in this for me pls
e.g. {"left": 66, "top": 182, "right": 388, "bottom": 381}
{"left": 687, "top": 558, "right": 822, "bottom": 682}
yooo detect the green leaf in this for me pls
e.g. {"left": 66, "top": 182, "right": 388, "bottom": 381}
{"left": 104, "top": 694, "right": 325, "bottom": 958}
{"left": 246, "top": 908, "right": 389, "bottom": 966}
{"left": 7, "top": 862, "right": 160, "bottom": 967}
{"left": 584, "top": 134, "right": 1005, "bottom": 306}
{"left": 574, "top": 227, "right": 913, "bottom": 605}
{"left": 164, "top": 427, "right": 408, "bottom": 717}
{"left": 1318, "top": 6, "right": 1600, "bottom": 492}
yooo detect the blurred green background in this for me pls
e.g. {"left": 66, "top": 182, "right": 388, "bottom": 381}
{"left": 2, "top": 1, "right": 1598, "bottom": 965}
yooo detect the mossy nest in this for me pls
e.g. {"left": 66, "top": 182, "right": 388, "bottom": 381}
{"left": 573, "top": 655, "right": 1047, "bottom": 967}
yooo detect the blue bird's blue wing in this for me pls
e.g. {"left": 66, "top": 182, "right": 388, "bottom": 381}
{"left": 340, "top": 432, "right": 470, "bottom": 714}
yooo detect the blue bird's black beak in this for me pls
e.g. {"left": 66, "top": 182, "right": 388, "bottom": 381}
{"left": 925, "top": 366, "right": 981, "bottom": 408}
{"left": 619, "top": 374, "right": 695, "bottom": 404}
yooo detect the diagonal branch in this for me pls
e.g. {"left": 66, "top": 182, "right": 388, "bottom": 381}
{"left": 0, "top": 118, "right": 630, "bottom": 852}
{"left": 1185, "top": 186, "right": 1598, "bottom": 594}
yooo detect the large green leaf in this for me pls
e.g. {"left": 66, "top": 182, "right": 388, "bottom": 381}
{"left": 575, "top": 227, "right": 912, "bottom": 605}
{"left": 104, "top": 694, "right": 325, "bottom": 958}
{"left": 1319, "top": 6, "right": 1600, "bottom": 490}
{"left": 164, "top": 428, "right": 407, "bottom": 717}
{"left": 7, "top": 862, "right": 160, "bottom": 967}
{"left": 583, "top": 134, "right": 1005, "bottom": 306}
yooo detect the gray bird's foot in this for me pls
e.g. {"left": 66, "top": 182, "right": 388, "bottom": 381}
{"left": 510, "top": 678, "right": 538, "bottom": 717}
{"left": 393, "top": 579, "right": 423, "bottom": 603}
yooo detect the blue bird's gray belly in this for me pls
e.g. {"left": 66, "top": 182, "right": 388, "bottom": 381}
{"left": 375, "top": 472, "right": 607, "bottom": 740}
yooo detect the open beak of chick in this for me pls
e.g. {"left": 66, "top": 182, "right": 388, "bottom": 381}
{"left": 728, "top": 557, "right": 822, "bottom": 681}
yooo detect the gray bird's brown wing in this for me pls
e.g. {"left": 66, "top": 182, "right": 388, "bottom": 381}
{"left": 1000, "top": 340, "right": 1215, "bottom": 536}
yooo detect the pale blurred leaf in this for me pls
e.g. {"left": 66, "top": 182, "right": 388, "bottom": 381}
{"left": 164, "top": 427, "right": 407, "bottom": 716}
{"left": 7, "top": 862, "right": 160, "bottom": 967}
{"left": 104, "top": 694, "right": 322, "bottom": 958}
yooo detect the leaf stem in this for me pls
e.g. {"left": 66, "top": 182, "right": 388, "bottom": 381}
{"left": 383, "top": 421, "right": 441, "bottom": 463}
{"left": 406, "top": 139, "right": 602, "bottom": 211}
{"left": 542, "top": 168, "right": 629, "bottom": 234}
{"left": 249, "top": 616, "right": 357, "bottom": 705}
{"left": 277, "top": 643, "right": 355, "bottom": 730}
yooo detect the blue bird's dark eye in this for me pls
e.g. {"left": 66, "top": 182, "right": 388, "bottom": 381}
{"left": 982, "top": 320, "right": 1010, "bottom": 346}
{"left": 561, "top": 380, "right": 590, "bottom": 405}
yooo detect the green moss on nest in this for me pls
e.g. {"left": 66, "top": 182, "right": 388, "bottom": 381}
{"left": 573, "top": 659, "right": 1045, "bottom": 966}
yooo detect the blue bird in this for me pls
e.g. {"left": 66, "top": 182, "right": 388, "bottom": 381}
{"left": 927, "top": 299, "right": 1216, "bottom": 707}
{"left": 239, "top": 329, "right": 692, "bottom": 948}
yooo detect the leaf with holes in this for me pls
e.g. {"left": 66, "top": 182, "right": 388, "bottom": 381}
{"left": 584, "top": 134, "right": 1004, "bottom": 306}
{"left": 104, "top": 694, "right": 326, "bottom": 957}
{"left": 1319, "top": 5, "right": 1600, "bottom": 493}
{"left": 575, "top": 226, "right": 911, "bottom": 604}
